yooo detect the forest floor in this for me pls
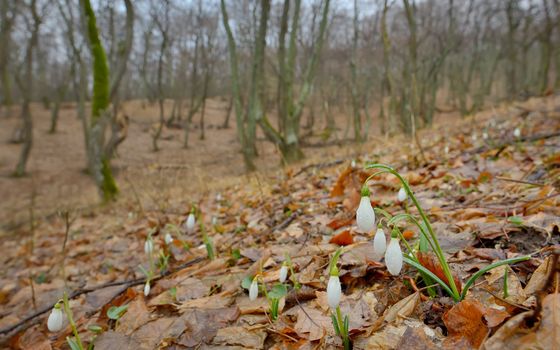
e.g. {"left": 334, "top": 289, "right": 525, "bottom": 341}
{"left": 0, "top": 94, "right": 559, "bottom": 349}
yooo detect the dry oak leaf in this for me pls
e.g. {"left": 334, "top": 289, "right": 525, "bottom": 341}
{"left": 329, "top": 230, "right": 353, "bottom": 246}
{"left": 443, "top": 299, "right": 488, "bottom": 349}
{"left": 212, "top": 326, "right": 267, "bottom": 349}
{"left": 417, "top": 252, "right": 462, "bottom": 293}
{"left": 293, "top": 306, "right": 333, "bottom": 341}
{"left": 383, "top": 292, "right": 420, "bottom": 324}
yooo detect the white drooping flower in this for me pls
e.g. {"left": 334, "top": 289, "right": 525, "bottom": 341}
{"left": 327, "top": 275, "right": 342, "bottom": 309}
{"left": 514, "top": 128, "right": 521, "bottom": 138}
{"left": 482, "top": 132, "right": 488, "bottom": 140}
{"left": 444, "top": 145, "right": 449, "bottom": 154}
{"left": 373, "top": 228, "right": 387, "bottom": 256}
{"left": 185, "top": 213, "right": 196, "bottom": 233}
{"left": 249, "top": 278, "right": 259, "bottom": 301}
{"left": 385, "top": 238, "right": 403, "bottom": 276}
{"left": 144, "top": 281, "right": 151, "bottom": 296}
{"left": 356, "top": 196, "right": 375, "bottom": 233}
{"left": 397, "top": 187, "right": 407, "bottom": 203}
{"left": 279, "top": 265, "right": 288, "bottom": 283}
{"left": 47, "top": 304, "right": 64, "bottom": 332}
{"left": 164, "top": 233, "right": 173, "bottom": 245}
{"left": 144, "top": 239, "right": 153, "bottom": 255}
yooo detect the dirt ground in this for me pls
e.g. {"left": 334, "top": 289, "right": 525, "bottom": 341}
{"left": 1, "top": 95, "right": 558, "bottom": 232}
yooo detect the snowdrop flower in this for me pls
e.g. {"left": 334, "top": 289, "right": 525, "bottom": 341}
{"left": 279, "top": 264, "right": 288, "bottom": 283}
{"left": 471, "top": 133, "right": 477, "bottom": 142}
{"left": 351, "top": 160, "right": 356, "bottom": 168}
{"left": 327, "top": 273, "right": 342, "bottom": 309}
{"left": 144, "top": 281, "right": 151, "bottom": 296}
{"left": 356, "top": 187, "right": 375, "bottom": 233}
{"left": 164, "top": 233, "right": 173, "bottom": 245}
{"left": 514, "top": 128, "right": 521, "bottom": 138}
{"left": 482, "top": 132, "right": 488, "bottom": 140}
{"left": 185, "top": 213, "right": 196, "bottom": 233}
{"left": 385, "top": 237, "right": 403, "bottom": 276}
{"left": 373, "top": 228, "right": 387, "bottom": 256}
{"left": 397, "top": 187, "right": 407, "bottom": 203}
{"left": 249, "top": 277, "right": 259, "bottom": 301}
{"left": 444, "top": 145, "right": 449, "bottom": 155}
{"left": 144, "top": 238, "right": 153, "bottom": 255}
{"left": 47, "top": 303, "right": 64, "bottom": 332}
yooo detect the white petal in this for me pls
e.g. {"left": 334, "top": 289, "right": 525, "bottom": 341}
{"left": 279, "top": 265, "right": 288, "bottom": 283}
{"left": 373, "top": 228, "right": 387, "bottom": 256}
{"left": 144, "top": 281, "right": 151, "bottom": 296}
{"left": 397, "top": 188, "right": 407, "bottom": 202}
{"left": 249, "top": 279, "right": 259, "bottom": 301}
{"left": 356, "top": 197, "right": 375, "bottom": 233}
{"left": 327, "top": 275, "right": 341, "bottom": 309}
{"left": 385, "top": 238, "right": 403, "bottom": 276}
{"left": 47, "top": 307, "right": 64, "bottom": 332}
{"left": 144, "top": 240, "right": 153, "bottom": 255}
{"left": 186, "top": 214, "right": 196, "bottom": 233}
{"left": 164, "top": 233, "right": 173, "bottom": 245}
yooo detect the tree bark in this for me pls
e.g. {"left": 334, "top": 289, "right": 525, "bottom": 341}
{"left": 81, "top": 0, "right": 118, "bottom": 201}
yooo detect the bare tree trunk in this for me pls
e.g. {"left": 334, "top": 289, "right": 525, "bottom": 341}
{"left": 220, "top": 0, "right": 268, "bottom": 171}
{"left": 538, "top": 0, "right": 553, "bottom": 94}
{"left": 222, "top": 96, "right": 233, "bottom": 129}
{"left": 15, "top": 0, "right": 41, "bottom": 177}
{"left": 49, "top": 83, "right": 67, "bottom": 134}
{"left": 81, "top": 0, "right": 118, "bottom": 201}
{"left": 350, "top": 0, "right": 362, "bottom": 142}
{"left": 402, "top": 0, "right": 419, "bottom": 133}
{"left": 152, "top": 1, "right": 169, "bottom": 152}
{"left": 0, "top": 0, "right": 16, "bottom": 119}
{"left": 381, "top": 0, "right": 396, "bottom": 135}
{"left": 505, "top": 0, "right": 520, "bottom": 100}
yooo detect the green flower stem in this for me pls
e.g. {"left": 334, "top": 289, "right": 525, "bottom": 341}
{"left": 62, "top": 292, "right": 84, "bottom": 350}
{"left": 388, "top": 213, "right": 439, "bottom": 257}
{"left": 335, "top": 306, "right": 349, "bottom": 349}
{"left": 366, "top": 164, "right": 460, "bottom": 300}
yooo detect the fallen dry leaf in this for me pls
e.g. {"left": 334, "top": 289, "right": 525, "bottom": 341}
{"left": 443, "top": 299, "right": 488, "bottom": 349}
{"left": 212, "top": 326, "right": 267, "bottom": 349}
{"left": 417, "top": 252, "right": 462, "bottom": 293}
{"left": 384, "top": 292, "right": 420, "bottom": 324}
{"left": 329, "top": 229, "right": 353, "bottom": 246}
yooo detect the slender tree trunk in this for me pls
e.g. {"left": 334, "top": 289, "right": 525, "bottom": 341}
{"left": 15, "top": 0, "right": 40, "bottom": 177}
{"left": 350, "top": 0, "right": 362, "bottom": 142}
{"left": 222, "top": 96, "right": 233, "bottom": 129}
{"left": 81, "top": 0, "right": 118, "bottom": 201}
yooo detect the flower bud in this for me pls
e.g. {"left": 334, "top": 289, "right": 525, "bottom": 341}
{"left": 327, "top": 275, "right": 342, "bottom": 309}
{"left": 279, "top": 265, "right": 288, "bottom": 283}
{"left": 47, "top": 304, "right": 64, "bottom": 332}
{"left": 356, "top": 196, "right": 375, "bottom": 233}
{"left": 397, "top": 187, "right": 407, "bottom": 203}
{"left": 164, "top": 233, "right": 173, "bottom": 245}
{"left": 144, "top": 281, "right": 151, "bottom": 296}
{"left": 385, "top": 238, "right": 403, "bottom": 276}
{"left": 514, "top": 128, "right": 521, "bottom": 138}
{"left": 144, "top": 239, "right": 153, "bottom": 255}
{"left": 373, "top": 228, "right": 387, "bottom": 256}
{"left": 249, "top": 278, "right": 259, "bottom": 301}
{"left": 186, "top": 213, "right": 196, "bottom": 233}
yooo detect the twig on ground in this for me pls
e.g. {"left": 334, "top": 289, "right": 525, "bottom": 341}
{"left": 0, "top": 256, "right": 205, "bottom": 339}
